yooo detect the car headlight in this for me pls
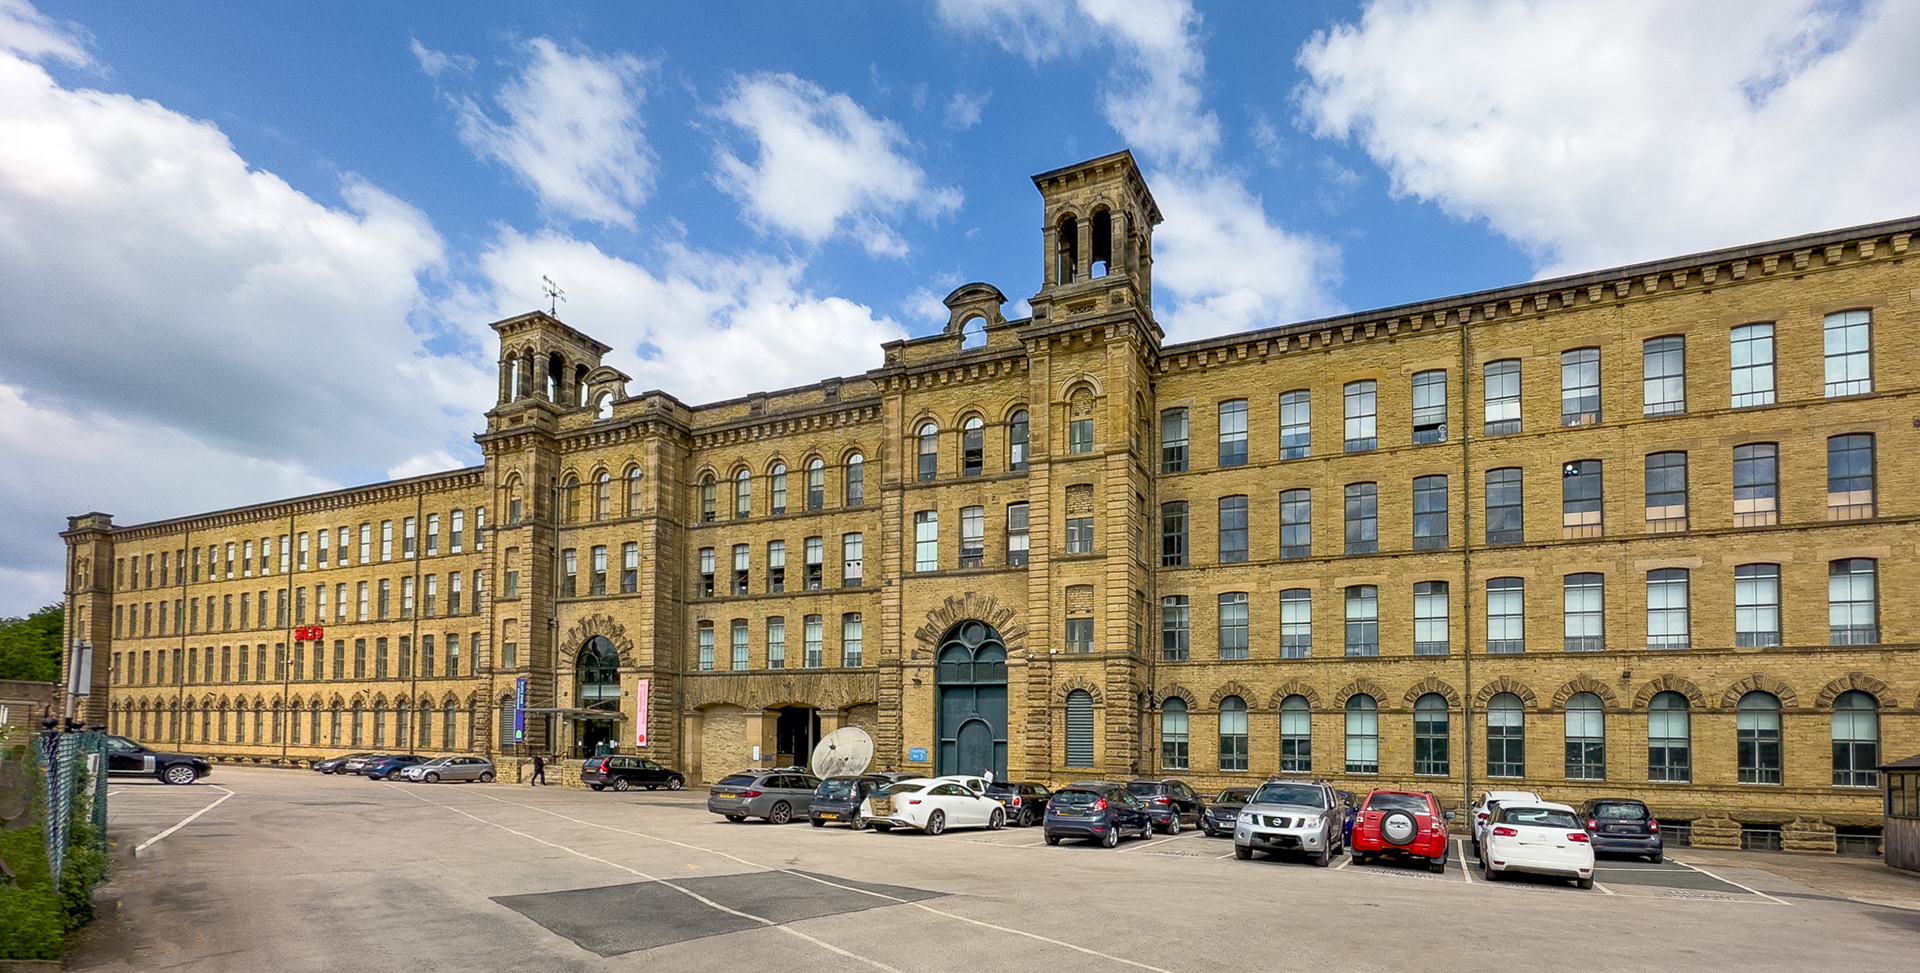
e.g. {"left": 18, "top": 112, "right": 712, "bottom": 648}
{"left": 1237, "top": 811, "right": 1254, "bottom": 824}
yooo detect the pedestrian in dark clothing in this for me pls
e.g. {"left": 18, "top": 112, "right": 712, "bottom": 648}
{"left": 531, "top": 753, "right": 547, "bottom": 786}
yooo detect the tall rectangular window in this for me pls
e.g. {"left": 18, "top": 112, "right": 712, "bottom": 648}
{"left": 1647, "top": 569, "right": 1691, "bottom": 649}
{"left": 1486, "top": 578, "right": 1524, "bottom": 654}
{"left": 403, "top": 517, "right": 417, "bottom": 558}
{"left": 731, "top": 544, "right": 748, "bottom": 595}
{"left": 1008, "top": 411, "right": 1029, "bottom": 471}
{"left": 841, "top": 614, "right": 863, "bottom": 667}
{"left": 1564, "top": 574, "right": 1604, "bottom": 652}
{"left": 964, "top": 419, "right": 986, "bottom": 473}
{"left": 1217, "top": 592, "right": 1248, "bottom": 660}
{"left": 766, "top": 617, "right": 786, "bottom": 669}
{"left": 1734, "top": 564, "right": 1782, "bottom": 647}
{"left": 1279, "top": 390, "right": 1310, "bottom": 459}
{"left": 1643, "top": 336, "right": 1686, "bottom": 416}
{"left": 1414, "top": 581, "right": 1449, "bottom": 656}
{"left": 1160, "top": 501, "right": 1188, "bottom": 567}
{"left": 1489, "top": 466, "right": 1520, "bottom": 545}
{"left": 1829, "top": 559, "right": 1878, "bottom": 645}
{"left": 1065, "top": 515, "right": 1094, "bottom": 555}
{"left": 401, "top": 576, "right": 415, "bottom": 618}
{"left": 1279, "top": 489, "right": 1310, "bottom": 559}
{"left": 960, "top": 506, "right": 986, "bottom": 567}
{"left": 1824, "top": 310, "right": 1872, "bottom": 397}
{"left": 1344, "top": 482, "right": 1377, "bottom": 555}
{"left": 1217, "top": 399, "right": 1248, "bottom": 467}
{"left": 697, "top": 622, "right": 714, "bottom": 671}
{"left": 1561, "top": 348, "right": 1600, "bottom": 426}
{"left": 1562, "top": 459, "right": 1603, "bottom": 538}
{"left": 917, "top": 424, "right": 938, "bottom": 481}
{"left": 804, "top": 536, "right": 823, "bottom": 590}
{"left": 1067, "top": 417, "right": 1093, "bottom": 455}
{"left": 450, "top": 510, "right": 463, "bottom": 552}
{"left": 1411, "top": 370, "right": 1447, "bottom": 443}
{"left": 1484, "top": 359, "right": 1521, "bottom": 435}
{"left": 803, "top": 615, "right": 823, "bottom": 668}
{"left": 1160, "top": 408, "right": 1189, "bottom": 472}
{"left": 767, "top": 540, "right": 785, "bottom": 593}
{"left": 1731, "top": 323, "right": 1776, "bottom": 407}
{"left": 1733, "top": 443, "right": 1779, "bottom": 527}
{"left": 696, "top": 547, "right": 713, "bottom": 598}
{"left": 914, "top": 511, "right": 938, "bottom": 571}
{"left": 730, "top": 620, "right": 749, "bottom": 671}
{"left": 1645, "top": 452, "right": 1689, "bottom": 532}
{"left": 1412, "top": 475, "right": 1448, "bottom": 550}
{"left": 1343, "top": 381, "right": 1377, "bottom": 451}
{"left": 1065, "top": 617, "right": 1094, "bottom": 654}
{"left": 1160, "top": 596, "right": 1189, "bottom": 661}
{"left": 1344, "top": 585, "right": 1378, "bottom": 657}
{"left": 1280, "top": 589, "right": 1311, "bottom": 659}
{"left": 380, "top": 520, "right": 393, "bottom": 561}
{"left": 1218, "top": 496, "right": 1248, "bottom": 563}
{"left": 622, "top": 542, "right": 639, "bottom": 593}
{"left": 1006, "top": 503, "right": 1029, "bottom": 566}
{"left": 1827, "top": 433, "right": 1875, "bottom": 520}
{"left": 842, "top": 533, "right": 863, "bottom": 587}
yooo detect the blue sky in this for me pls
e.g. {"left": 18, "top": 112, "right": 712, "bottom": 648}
{"left": 2, "top": 0, "right": 1916, "bottom": 615}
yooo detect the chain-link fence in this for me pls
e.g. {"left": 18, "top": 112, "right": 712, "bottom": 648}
{"left": 1, "top": 724, "right": 110, "bottom": 960}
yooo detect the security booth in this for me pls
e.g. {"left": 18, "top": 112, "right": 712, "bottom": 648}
{"left": 1883, "top": 753, "right": 1920, "bottom": 873}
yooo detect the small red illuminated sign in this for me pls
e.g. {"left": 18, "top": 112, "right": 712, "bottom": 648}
{"left": 295, "top": 626, "right": 324, "bottom": 641}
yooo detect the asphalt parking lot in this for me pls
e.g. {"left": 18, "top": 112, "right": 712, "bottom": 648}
{"left": 71, "top": 768, "right": 1920, "bottom": 972}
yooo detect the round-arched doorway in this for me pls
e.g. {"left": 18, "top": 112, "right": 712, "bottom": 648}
{"left": 574, "top": 636, "right": 621, "bottom": 758}
{"left": 936, "top": 621, "right": 1007, "bottom": 778}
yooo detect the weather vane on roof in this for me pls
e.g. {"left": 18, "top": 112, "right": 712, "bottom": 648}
{"left": 541, "top": 275, "right": 566, "bottom": 316}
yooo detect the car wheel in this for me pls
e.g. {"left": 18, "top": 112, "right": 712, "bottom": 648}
{"left": 1044, "top": 834, "right": 1061, "bottom": 846}
{"left": 667, "top": 777, "right": 684, "bottom": 791}
{"left": 1166, "top": 814, "right": 1181, "bottom": 836}
{"left": 1352, "top": 851, "right": 1370, "bottom": 866}
{"left": 1428, "top": 856, "right": 1446, "bottom": 874}
{"left": 811, "top": 818, "right": 826, "bottom": 828}
{"left": 1470, "top": 838, "right": 1481, "bottom": 858}
{"left": 1313, "top": 844, "right": 1332, "bottom": 867}
{"left": 591, "top": 784, "right": 605, "bottom": 791}
{"left": 425, "top": 772, "right": 440, "bottom": 783}
{"left": 850, "top": 813, "right": 867, "bottom": 831}
{"left": 1650, "top": 853, "right": 1663, "bottom": 864}
{"left": 926, "top": 811, "right": 946, "bottom": 836}
{"left": 1020, "top": 807, "right": 1037, "bottom": 828}
{"left": 162, "top": 764, "right": 197, "bottom": 785}
{"left": 614, "top": 778, "right": 631, "bottom": 792}
{"left": 478, "top": 772, "right": 494, "bottom": 783}
{"left": 726, "top": 814, "right": 747, "bottom": 823}
{"left": 769, "top": 802, "right": 792, "bottom": 825}
{"left": 1484, "top": 863, "right": 1502, "bottom": 881}
{"left": 1577, "top": 876, "right": 1594, "bottom": 890}
{"left": 1102, "top": 828, "right": 1119, "bottom": 849}
{"left": 1233, "top": 843, "right": 1252, "bottom": 860}
{"left": 989, "top": 808, "right": 1005, "bottom": 830}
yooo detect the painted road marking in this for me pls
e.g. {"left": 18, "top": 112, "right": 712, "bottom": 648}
{"left": 133, "top": 785, "right": 235, "bottom": 857}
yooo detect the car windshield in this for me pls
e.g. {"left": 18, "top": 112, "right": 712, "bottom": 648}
{"left": 1505, "top": 807, "right": 1581, "bottom": 829}
{"left": 1124, "top": 782, "right": 1163, "bottom": 797}
{"left": 819, "top": 778, "right": 855, "bottom": 798}
{"left": 717, "top": 774, "right": 757, "bottom": 787}
{"left": 1594, "top": 804, "right": 1649, "bottom": 821}
{"left": 1215, "top": 788, "right": 1255, "bottom": 804}
{"left": 1252, "top": 784, "right": 1326, "bottom": 808}
{"left": 1052, "top": 789, "right": 1101, "bottom": 807}
{"left": 881, "top": 782, "right": 926, "bottom": 797}
{"left": 1366, "top": 793, "right": 1429, "bottom": 813}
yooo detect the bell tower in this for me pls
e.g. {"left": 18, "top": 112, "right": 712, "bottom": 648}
{"left": 1028, "top": 150, "right": 1163, "bottom": 327}
{"left": 489, "top": 310, "right": 615, "bottom": 420}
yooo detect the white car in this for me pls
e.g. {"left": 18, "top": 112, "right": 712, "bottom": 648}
{"left": 1479, "top": 801, "right": 1596, "bottom": 889}
{"left": 1470, "top": 789, "right": 1541, "bottom": 855}
{"left": 870, "top": 779, "right": 1007, "bottom": 835}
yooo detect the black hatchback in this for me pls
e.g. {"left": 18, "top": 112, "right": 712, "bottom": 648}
{"left": 1202, "top": 787, "right": 1256, "bottom": 837}
{"left": 584, "top": 755, "right": 686, "bottom": 792}
{"left": 985, "top": 781, "right": 1054, "bottom": 827}
{"left": 1125, "top": 778, "right": 1208, "bottom": 834}
{"left": 809, "top": 774, "right": 892, "bottom": 829}
{"left": 1579, "top": 798, "right": 1663, "bottom": 862}
{"left": 1044, "top": 785, "right": 1154, "bottom": 848}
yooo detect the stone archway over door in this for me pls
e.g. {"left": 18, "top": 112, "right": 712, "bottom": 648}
{"left": 937, "top": 621, "right": 1007, "bottom": 778}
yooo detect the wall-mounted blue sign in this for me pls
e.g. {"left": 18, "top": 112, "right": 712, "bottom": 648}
{"left": 907, "top": 747, "right": 928, "bottom": 762}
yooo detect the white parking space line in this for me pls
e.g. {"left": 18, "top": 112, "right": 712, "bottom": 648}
{"left": 1332, "top": 851, "right": 1351, "bottom": 870}
{"left": 1455, "top": 840, "right": 1473, "bottom": 883}
{"left": 1674, "top": 860, "right": 1790, "bottom": 906}
{"left": 133, "top": 785, "right": 235, "bottom": 857}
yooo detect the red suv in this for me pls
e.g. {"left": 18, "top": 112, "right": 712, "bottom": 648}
{"left": 1349, "top": 790, "right": 1454, "bottom": 873}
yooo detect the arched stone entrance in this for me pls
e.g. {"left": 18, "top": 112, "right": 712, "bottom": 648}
{"left": 573, "top": 636, "right": 621, "bottom": 758}
{"left": 936, "top": 620, "right": 1007, "bottom": 778}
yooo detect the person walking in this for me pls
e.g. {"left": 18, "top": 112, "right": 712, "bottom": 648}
{"left": 531, "top": 752, "right": 547, "bottom": 786}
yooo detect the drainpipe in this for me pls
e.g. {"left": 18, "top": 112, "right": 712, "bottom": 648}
{"left": 1458, "top": 312, "right": 1476, "bottom": 815}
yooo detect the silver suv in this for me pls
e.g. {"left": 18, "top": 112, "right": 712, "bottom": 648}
{"left": 1233, "top": 779, "right": 1346, "bottom": 866}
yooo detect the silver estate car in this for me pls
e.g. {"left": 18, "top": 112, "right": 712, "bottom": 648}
{"left": 708, "top": 771, "right": 822, "bottom": 824}
{"left": 400, "top": 756, "right": 496, "bottom": 783}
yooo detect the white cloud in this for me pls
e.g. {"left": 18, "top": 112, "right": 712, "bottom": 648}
{"left": 902, "top": 286, "right": 951, "bottom": 325}
{"left": 1151, "top": 173, "right": 1342, "bottom": 342}
{"left": 408, "top": 37, "right": 472, "bottom": 79}
{"left": 934, "top": 0, "right": 1081, "bottom": 64}
{"left": 944, "top": 88, "right": 991, "bottom": 130}
{"left": 710, "top": 72, "right": 961, "bottom": 257}
{"left": 0, "top": 0, "right": 88, "bottom": 65}
{"left": 452, "top": 37, "right": 654, "bottom": 228}
{"left": 1296, "top": 0, "right": 1920, "bottom": 276}
{"left": 465, "top": 228, "right": 908, "bottom": 403}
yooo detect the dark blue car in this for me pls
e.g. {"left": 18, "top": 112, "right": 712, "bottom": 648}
{"left": 361, "top": 754, "right": 428, "bottom": 780}
{"left": 1043, "top": 784, "right": 1154, "bottom": 848}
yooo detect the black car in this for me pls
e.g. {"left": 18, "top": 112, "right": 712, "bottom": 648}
{"left": 1045, "top": 784, "right": 1154, "bottom": 848}
{"left": 985, "top": 781, "right": 1054, "bottom": 827}
{"left": 1579, "top": 798, "right": 1664, "bottom": 862}
{"left": 103, "top": 735, "right": 211, "bottom": 785}
{"left": 1202, "top": 787, "right": 1256, "bottom": 837}
{"left": 584, "top": 755, "right": 686, "bottom": 791}
{"left": 1124, "top": 778, "right": 1208, "bottom": 834}
{"left": 809, "top": 774, "right": 893, "bottom": 828}
{"left": 312, "top": 752, "right": 378, "bottom": 774}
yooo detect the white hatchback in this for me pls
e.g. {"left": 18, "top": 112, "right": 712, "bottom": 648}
{"left": 870, "top": 780, "right": 1007, "bottom": 835}
{"left": 1479, "top": 801, "right": 1596, "bottom": 889}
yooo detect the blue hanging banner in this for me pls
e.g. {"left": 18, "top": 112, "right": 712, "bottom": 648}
{"left": 513, "top": 677, "right": 528, "bottom": 743}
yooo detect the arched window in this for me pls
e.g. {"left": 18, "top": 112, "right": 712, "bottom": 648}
{"left": 963, "top": 417, "right": 985, "bottom": 476}
{"left": 1564, "top": 692, "right": 1605, "bottom": 780}
{"left": 1833, "top": 690, "right": 1879, "bottom": 787}
{"left": 594, "top": 472, "right": 612, "bottom": 520}
{"left": 394, "top": 700, "right": 409, "bottom": 749}
{"left": 577, "top": 636, "right": 621, "bottom": 715}
{"left": 844, "top": 454, "right": 864, "bottom": 506}
{"left": 1090, "top": 208, "right": 1112, "bottom": 277}
{"left": 506, "top": 476, "right": 524, "bottom": 525}
{"left": 1737, "top": 691, "right": 1782, "bottom": 784}
{"left": 625, "top": 466, "right": 644, "bottom": 517}
{"left": 918, "top": 424, "right": 939, "bottom": 481}
{"left": 1487, "top": 693, "right": 1525, "bottom": 777}
{"left": 272, "top": 699, "right": 284, "bottom": 744}
{"left": 561, "top": 476, "right": 580, "bottom": 524}
{"left": 417, "top": 699, "right": 432, "bottom": 748}
{"left": 373, "top": 699, "right": 387, "bottom": 747}
{"left": 1008, "top": 411, "right": 1029, "bottom": 471}
{"left": 1345, "top": 695, "right": 1378, "bottom": 774}
{"left": 807, "top": 459, "right": 826, "bottom": 510}
{"left": 961, "top": 316, "right": 988, "bottom": 349}
{"left": 699, "top": 475, "right": 717, "bottom": 523}
{"left": 1648, "top": 691, "right": 1691, "bottom": 782}
{"left": 1065, "top": 689, "right": 1095, "bottom": 767}
{"left": 498, "top": 695, "right": 516, "bottom": 748}
{"left": 1280, "top": 695, "right": 1311, "bottom": 773}
{"left": 734, "top": 470, "right": 752, "bottom": 518}
{"left": 1218, "top": 696, "right": 1248, "bottom": 772}
{"left": 1161, "top": 698, "right": 1189, "bottom": 770}
{"left": 1414, "top": 694, "right": 1450, "bottom": 776}
{"left": 444, "top": 700, "right": 458, "bottom": 750}
{"left": 1056, "top": 214, "right": 1079, "bottom": 284}
{"left": 349, "top": 702, "right": 363, "bottom": 747}
{"left": 595, "top": 392, "right": 613, "bottom": 420}
{"left": 770, "top": 463, "right": 788, "bottom": 514}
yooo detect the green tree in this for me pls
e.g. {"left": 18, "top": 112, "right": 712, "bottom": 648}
{"left": 0, "top": 605, "right": 63, "bottom": 682}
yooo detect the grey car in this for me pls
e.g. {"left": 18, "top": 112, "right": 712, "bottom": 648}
{"left": 707, "top": 771, "right": 823, "bottom": 824}
{"left": 1233, "top": 779, "right": 1347, "bottom": 866}
{"left": 400, "top": 756, "right": 496, "bottom": 783}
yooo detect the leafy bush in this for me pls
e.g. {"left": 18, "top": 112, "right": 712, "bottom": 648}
{"left": 0, "top": 884, "right": 65, "bottom": 959}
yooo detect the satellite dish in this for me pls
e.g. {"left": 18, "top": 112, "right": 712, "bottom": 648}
{"left": 810, "top": 727, "right": 875, "bottom": 778}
